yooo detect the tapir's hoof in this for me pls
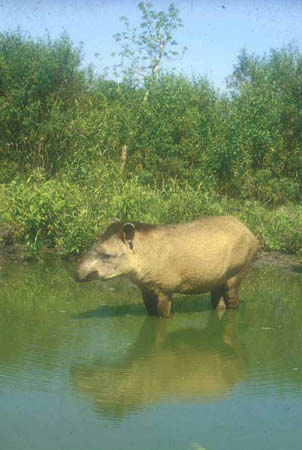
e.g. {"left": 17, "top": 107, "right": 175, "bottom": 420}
{"left": 215, "top": 298, "right": 227, "bottom": 310}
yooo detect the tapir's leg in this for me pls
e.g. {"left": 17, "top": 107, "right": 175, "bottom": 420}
{"left": 140, "top": 287, "right": 172, "bottom": 318}
{"left": 224, "top": 280, "right": 240, "bottom": 309}
{"left": 211, "top": 287, "right": 227, "bottom": 310}
{"left": 156, "top": 291, "right": 172, "bottom": 318}
{"left": 141, "top": 288, "right": 158, "bottom": 316}
{"left": 225, "top": 246, "right": 258, "bottom": 309}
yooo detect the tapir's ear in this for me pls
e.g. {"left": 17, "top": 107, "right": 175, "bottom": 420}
{"left": 110, "top": 218, "right": 120, "bottom": 224}
{"left": 122, "top": 223, "right": 135, "bottom": 249}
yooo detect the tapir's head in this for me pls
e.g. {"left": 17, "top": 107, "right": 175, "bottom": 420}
{"left": 76, "top": 219, "right": 136, "bottom": 282}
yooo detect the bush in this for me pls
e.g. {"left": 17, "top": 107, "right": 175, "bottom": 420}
{"left": 1, "top": 167, "right": 301, "bottom": 256}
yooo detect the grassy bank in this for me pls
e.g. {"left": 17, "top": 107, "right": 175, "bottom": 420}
{"left": 1, "top": 166, "right": 301, "bottom": 257}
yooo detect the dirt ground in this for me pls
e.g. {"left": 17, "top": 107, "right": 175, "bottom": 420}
{"left": 255, "top": 251, "right": 302, "bottom": 271}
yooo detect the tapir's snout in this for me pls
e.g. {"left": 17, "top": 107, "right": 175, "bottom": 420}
{"left": 75, "top": 262, "right": 98, "bottom": 282}
{"left": 75, "top": 271, "right": 98, "bottom": 282}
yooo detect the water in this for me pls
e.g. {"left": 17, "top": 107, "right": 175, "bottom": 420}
{"left": 0, "top": 257, "right": 301, "bottom": 450}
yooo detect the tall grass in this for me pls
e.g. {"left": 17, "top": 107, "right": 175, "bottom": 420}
{"left": 1, "top": 165, "right": 301, "bottom": 256}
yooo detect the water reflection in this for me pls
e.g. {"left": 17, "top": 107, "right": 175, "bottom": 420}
{"left": 0, "top": 259, "right": 302, "bottom": 450}
{"left": 71, "top": 312, "right": 247, "bottom": 418}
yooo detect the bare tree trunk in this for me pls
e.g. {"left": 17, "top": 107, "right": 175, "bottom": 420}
{"left": 120, "top": 144, "right": 128, "bottom": 171}
{"left": 119, "top": 27, "right": 163, "bottom": 172}
{"left": 143, "top": 88, "right": 149, "bottom": 104}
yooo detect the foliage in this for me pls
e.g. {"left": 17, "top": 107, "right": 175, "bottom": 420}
{"left": 111, "top": 1, "right": 187, "bottom": 170}
{"left": 1, "top": 169, "right": 301, "bottom": 256}
{"left": 0, "top": 26, "right": 301, "bottom": 256}
{"left": 225, "top": 46, "right": 302, "bottom": 202}
{"left": 0, "top": 30, "right": 88, "bottom": 175}
{"left": 112, "top": 1, "right": 186, "bottom": 87}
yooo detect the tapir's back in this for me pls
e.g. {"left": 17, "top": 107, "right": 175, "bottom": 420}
{"left": 135, "top": 216, "right": 259, "bottom": 293}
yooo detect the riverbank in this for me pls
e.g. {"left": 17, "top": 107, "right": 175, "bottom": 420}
{"left": 254, "top": 252, "right": 302, "bottom": 271}
{"left": 0, "top": 223, "right": 26, "bottom": 264}
{"left": 1, "top": 221, "right": 300, "bottom": 271}
{"left": 1, "top": 175, "right": 301, "bottom": 258}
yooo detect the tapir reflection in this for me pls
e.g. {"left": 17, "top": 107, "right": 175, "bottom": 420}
{"left": 71, "top": 313, "right": 246, "bottom": 418}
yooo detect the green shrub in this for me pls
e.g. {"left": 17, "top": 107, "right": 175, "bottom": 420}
{"left": 1, "top": 169, "right": 301, "bottom": 256}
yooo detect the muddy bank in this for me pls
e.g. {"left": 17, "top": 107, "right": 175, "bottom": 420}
{"left": 0, "top": 244, "right": 26, "bottom": 265}
{"left": 0, "top": 223, "right": 26, "bottom": 264}
{"left": 255, "top": 252, "right": 302, "bottom": 271}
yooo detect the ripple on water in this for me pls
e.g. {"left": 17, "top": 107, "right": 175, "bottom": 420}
{"left": 233, "top": 365, "right": 302, "bottom": 400}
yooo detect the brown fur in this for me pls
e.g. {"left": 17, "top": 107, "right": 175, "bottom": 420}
{"left": 76, "top": 216, "right": 259, "bottom": 317}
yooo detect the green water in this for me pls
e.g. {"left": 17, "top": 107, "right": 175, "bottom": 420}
{"left": 0, "top": 257, "right": 301, "bottom": 450}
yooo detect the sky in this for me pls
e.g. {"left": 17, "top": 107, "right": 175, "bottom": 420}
{"left": 0, "top": 0, "right": 302, "bottom": 90}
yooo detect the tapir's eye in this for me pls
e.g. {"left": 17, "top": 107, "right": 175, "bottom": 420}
{"left": 100, "top": 253, "right": 111, "bottom": 260}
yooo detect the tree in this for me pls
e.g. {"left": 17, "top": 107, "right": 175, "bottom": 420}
{"left": 112, "top": 1, "right": 186, "bottom": 170}
{"left": 0, "top": 30, "right": 86, "bottom": 174}
{"left": 225, "top": 46, "right": 302, "bottom": 202}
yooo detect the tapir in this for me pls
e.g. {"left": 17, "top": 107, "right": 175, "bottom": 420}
{"left": 76, "top": 216, "right": 259, "bottom": 317}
